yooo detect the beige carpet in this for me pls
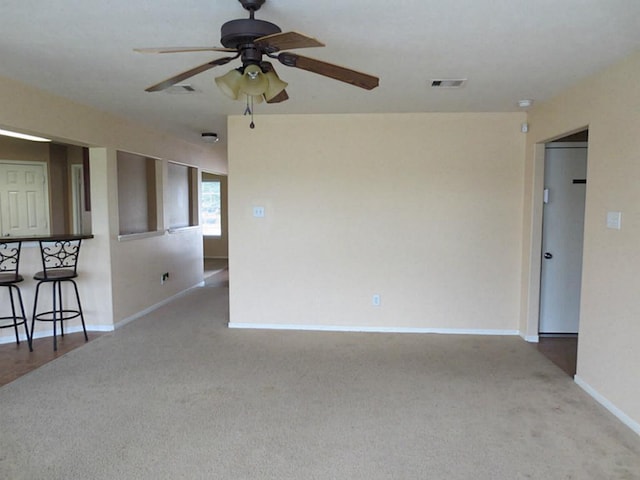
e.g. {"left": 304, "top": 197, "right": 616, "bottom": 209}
{"left": 1, "top": 272, "right": 639, "bottom": 479}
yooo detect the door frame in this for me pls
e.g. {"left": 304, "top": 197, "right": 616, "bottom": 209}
{"left": 523, "top": 129, "right": 589, "bottom": 343}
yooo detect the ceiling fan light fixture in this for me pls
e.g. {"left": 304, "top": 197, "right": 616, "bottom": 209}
{"left": 215, "top": 68, "right": 243, "bottom": 99}
{"left": 263, "top": 69, "right": 288, "bottom": 102}
{"left": 239, "top": 64, "right": 268, "bottom": 96}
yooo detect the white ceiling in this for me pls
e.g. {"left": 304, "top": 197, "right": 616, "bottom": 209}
{"left": 1, "top": 0, "right": 640, "bottom": 146}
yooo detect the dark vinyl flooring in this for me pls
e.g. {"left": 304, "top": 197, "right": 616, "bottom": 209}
{"left": 535, "top": 335, "right": 578, "bottom": 377}
{"left": 0, "top": 332, "right": 101, "bottom": 387}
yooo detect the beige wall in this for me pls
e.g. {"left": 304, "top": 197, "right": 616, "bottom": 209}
{"left": 0, "top": 74, "right": 225, "bottom": 335}
{"left": 520, "top": 50, "right": 640, "bottom": 431}
{"left": 228, "top": 112, "right": 526, "bottom": 332}
{"left": 0, "top": 135, "right": 49, "bottom": 161}
{"left": 0, "top": 75, "right": 227, "bottom": 170}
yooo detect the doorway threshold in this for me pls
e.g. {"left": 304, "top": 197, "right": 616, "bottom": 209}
{"left": 536, "top": 335, "right": 578, "bottom": 377}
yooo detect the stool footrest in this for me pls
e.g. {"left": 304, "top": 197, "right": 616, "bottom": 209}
{"left": 0, "top": 315, "right": 28, "bottom": 326}
{"left": 33, "top": 310, "right": 83, "bottom": 322}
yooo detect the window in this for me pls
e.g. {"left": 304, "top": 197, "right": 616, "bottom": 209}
{"left": 201, "top": 178, "right": 221, "bottom": 236}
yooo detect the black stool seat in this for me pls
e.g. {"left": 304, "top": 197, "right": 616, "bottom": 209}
{"left": 0, "top": 273, "right": 24, "bottom": 284}
{"left": 0, "top": 241, "right": 32, "bottom": 351}
{"left": 30, "top": 239, "right": 87, "bottom": 351}
{"left": 34, "top": 269, "right": 77, "bottom": 281}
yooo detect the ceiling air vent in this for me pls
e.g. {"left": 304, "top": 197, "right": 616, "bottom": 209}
{"left": 430, "top": 79, "right": 467, "bottom": 88}
{"left": 164, "top": 84, "right": 198, "bottom": 94}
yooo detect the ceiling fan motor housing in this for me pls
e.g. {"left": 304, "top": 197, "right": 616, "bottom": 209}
{"left": 220, "top": 18, "right": 281, "bottom": 49}
{"left": 238, "top": 0, "right": 266, "bottom": 11}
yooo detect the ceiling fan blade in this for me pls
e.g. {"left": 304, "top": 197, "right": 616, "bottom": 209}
{"left": 135, "top": 46, "right": 236, "bottom": 54}
{"left": 145, "top": 56, "right": 237, "bottom": 92}
{"left": 255, "top": 31, "right": 325, "bottom": 52}
{"left": 277, "top": 52, "right": 379, "bottom": 90}
{"left": 266, "top": 89, "right": 289, "bottom": 103}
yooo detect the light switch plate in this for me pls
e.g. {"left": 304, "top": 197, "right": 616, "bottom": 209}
{"left": 606, "top": 211, "right": 622, "bottom": 230}
{"left": 253, "top": 206, "right": 265, "bottom": 218}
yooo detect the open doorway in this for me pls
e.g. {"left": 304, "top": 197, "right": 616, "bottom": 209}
{"left": 201, "top": 172, "right": 228, "bottom": 278}
{"left": 537, "top": 129, "right": 588, "bottom": 376}
{"left": 0, "top": 137, "right": 92, "bottom": 237}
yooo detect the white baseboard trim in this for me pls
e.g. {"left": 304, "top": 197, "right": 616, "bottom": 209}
{"left": 228, "top": 323, "right": 519, "bottom": 336}
{"left": 114, "top": 281, "right": 204, "bottom": 330}
{"left": 0, "top": 334, "right": 30, "bottom": 345}
{"left": 524, "top": 334, "right": 539, "bottom": 343}
{"left": 0, "top": 331, "right": 31, "bottom": 344}
{"left": 574, "top": 375, "right": 640, "bottom": 437}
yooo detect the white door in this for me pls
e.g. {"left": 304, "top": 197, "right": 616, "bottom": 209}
{"left": 0, "top": 161, "right": 50, "bottom": 237}
{"left": 539, "top": 143, "right": 587, "bottom": 334}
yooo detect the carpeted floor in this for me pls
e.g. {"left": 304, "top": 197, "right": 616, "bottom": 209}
{"left": 1, "top": 270, "right": 639, "bottom": 479}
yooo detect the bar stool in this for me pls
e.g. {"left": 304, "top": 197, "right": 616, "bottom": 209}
{"left": 0, "top": 241, "right": 32, "bottom": 351}
{"left": 31, "top": 239, "right": 88, "bottom": 351}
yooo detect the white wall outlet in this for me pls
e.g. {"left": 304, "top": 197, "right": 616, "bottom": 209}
{"left": 372, "top": 294, "right": 381, "bottom": 307}
{"left": 253, "top": 206, "right": 265, "bottom": 218}
{"left": 606, "top": 211, "right": 622, "bottom": 230}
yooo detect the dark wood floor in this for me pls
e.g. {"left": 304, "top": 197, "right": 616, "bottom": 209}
{"left": 536, "top": 335, "right": 578, "bottom": 377}
{"left": 0, "top": 332, "right": 102, "bottom": 387}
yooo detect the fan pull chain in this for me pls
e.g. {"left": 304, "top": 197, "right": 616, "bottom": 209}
{"left": 244, "top": 95, "right": 256, "bottom": 129}
{"left": 249, "top": 96, "right": 255, "bottom": 129}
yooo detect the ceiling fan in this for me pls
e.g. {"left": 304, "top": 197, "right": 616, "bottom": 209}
{"left": 135, "top": 0, "right": 379, "bottom": 106}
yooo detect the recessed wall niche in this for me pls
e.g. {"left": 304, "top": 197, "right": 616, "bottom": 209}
{"left": 117, "top": 151, "right": 158, "bottom": 235}
{"left": 167, "top": 161, "right": 197, "bottom": 229}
